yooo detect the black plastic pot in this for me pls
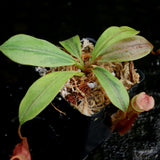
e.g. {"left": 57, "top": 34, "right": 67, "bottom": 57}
{"left": 128, "top": 69, "right": 145, "bottom": 98}
{"left": 54, "top": 70, "right": 145, "bottom": 160}
{"left": 47, "top": 93, "right": 112, "bottom": 160}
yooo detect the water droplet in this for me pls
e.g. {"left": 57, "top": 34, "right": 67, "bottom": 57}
{"left": 156, "top": 60, "right": 160, "bottom": 66}
{"left": 5, "top": 85, "right": 10, "bottom": 89}
{"left": 58, "top": 97, "right": 62, "bottom": 101}
{"left": 18, "top": 86, "right": 23, "bottom": 90}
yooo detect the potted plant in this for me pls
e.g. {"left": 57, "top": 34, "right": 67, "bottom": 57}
{"left": 0, "top": 26, "right": 155, "bottom": 160}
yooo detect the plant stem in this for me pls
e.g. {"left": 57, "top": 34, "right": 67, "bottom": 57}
{"left": 18, "top": 125, "right": 24, "bottom": 140}
{"left": 75, "top": 61, "right": 84, "bottom": 71}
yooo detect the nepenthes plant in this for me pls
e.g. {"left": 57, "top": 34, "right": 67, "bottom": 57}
{"left": 0, "top": 26, "right": 153, "bottom": 125}
{"left": 0, "top": 26, "right": 154, "bottom": 159}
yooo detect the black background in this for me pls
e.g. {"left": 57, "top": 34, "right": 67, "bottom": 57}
{"left": 0, "top": 0, "right": 160, "bottom": 160}
{"left": 0, "top": 0, "right": 160, "bottom": 43}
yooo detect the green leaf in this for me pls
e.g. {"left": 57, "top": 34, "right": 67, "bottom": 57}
{"left": 91, "top": 26, "right": 139, "bottom": 60}
{"left": 19, "top": 71, "right": 84, "bottom": 125}
{"left": 98, "top": 35, "right": 153, "bottom": 62}
{"left": 59, "top": 35, "right": 81, "bottom": 60}
{"left": 92, "top": 66, "right": 129, "bottom": 112}
{"left": 0, "top": 34, "right": 76, "bottom": 67}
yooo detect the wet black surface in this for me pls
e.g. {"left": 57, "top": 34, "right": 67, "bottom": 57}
{"left": 0, "top": 0, "right": 160, "bottom": 160}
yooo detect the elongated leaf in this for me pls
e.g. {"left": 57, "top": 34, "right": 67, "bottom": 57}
{"left": 92, "top": 66, "right": 129, "bottom": 111}
{"left": 19, "top": 71, "right": 84, "bottom": 125}
{"left": 59, "top": 35, "right": 81, "bottom": 60}
{"left": 91, "top": 26, "right": 139, "bottom": 60}
{"left": 0, "top": 34, "right": 75, "bottom": 67}
{"left": 98, "top": 35, "right": 153, "bottom": 62}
